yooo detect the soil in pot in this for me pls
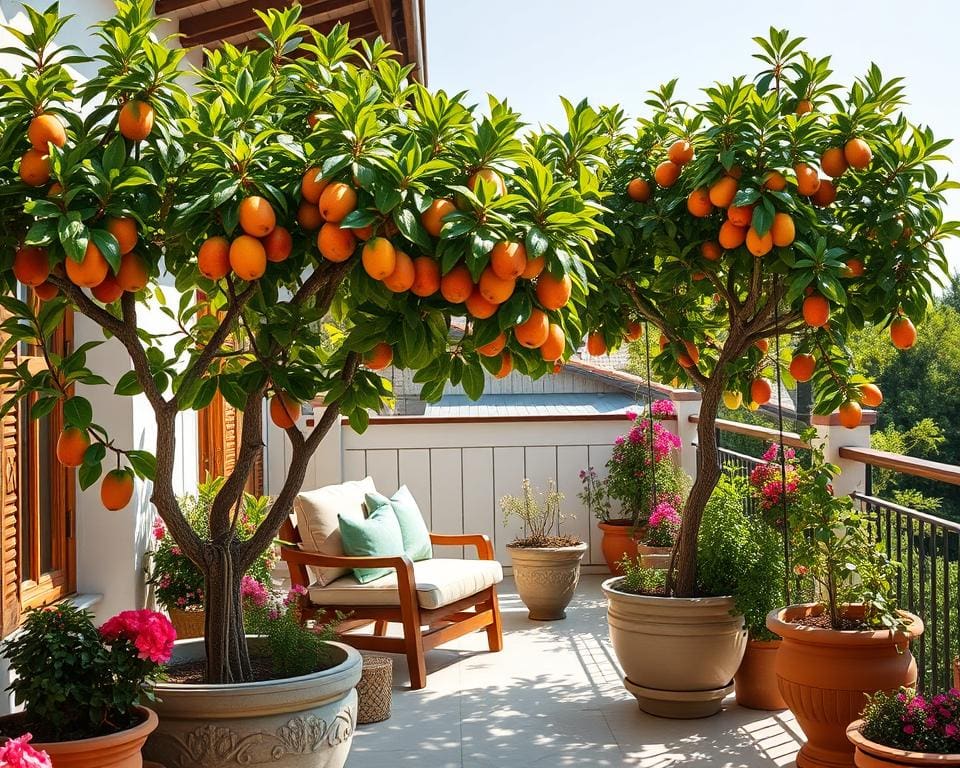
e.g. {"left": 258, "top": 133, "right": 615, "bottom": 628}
{"left": 734, "top": 639, "right": 786, "bottom": 711}
{"left": 508, "top": 540, "right": 587, "bottom": 620}
{"left": 598, "top": 520, "right": 644, "bottom": 574}
{"left": 846, "top": 720, "right": 960, "bottom": 767}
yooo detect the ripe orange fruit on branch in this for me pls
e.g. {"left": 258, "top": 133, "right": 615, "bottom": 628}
{"left": 624, "top": 321, "right": 643, "bottom": 341}
{"left": 718, "top": 221, "right": 747, "bottom": 250}
{"left": 297, "top": 199, "right": 323, "bottom": 231}
{"left": 687, "top": 188, "right": 713, "bottom": 217}
{"left": 727, "top": 205, "right": 753, "bottom": 227}
{"left": 802, "top": 294, "right": 830, "bottom": 327}
{"left": 668, "top": 139, "right": 694, "bottom": 165}
{"left": 383, "top": 250, "right": 415, "bottom": 293}
{"left": 812, "top": 179, "right": 837, "bottom": 207}
{"left": 491, "top": 241, "right": 527, "bottom": 280}
{"left": 514, "top": 309, "right": 550, "bottom": 349}
{"left": 890, "top": 316, "right": 917, "bottom": 350}
{"left": 106, "top": 217, "right": 138, "bottom": 255}
{"left": 844, "top": 258, "right": 865, "bottom": 277}
{"left": 844, "top": 138, "right": 872, "bottom": 169}
{"left": 754, "top": 339, "right": 769, "bottom": 354}
{"left": 318, "top": 223, "right": 356, "bottom": 263}
{"left": 238, "top": 196, "right": 276, "bottom": 237}
{"left": 421, "top": 198, "right": 457, "bottom": 237}
{"left": 229, "top": 235, "right": 267, "bottom": 281}
{"left": 860, "top": 383, "right": 883, "bottom": 408}
{"left": 477, "top": 332, "right": 507, "bottom": 357}
{"left": 318, "top": 182, "right": 357, "bottom": 223}
{"left": 794, "top": 163, "right": 821, "bottom": 196}
{"left": 789, "top": 353, "right": 816, "bottom": 383}
{"left": 92, "top": 273, "right": 124, "bottom": 303}
{"left": 627, "top": 178, "right": 651, "bottom": 202}
{"left": 19, "top": 149, "right": 50, "bottom": 186}
{"left": 750, "top": 378, "right": 772, "bottom": 406}
{"left": 820, "top": 147, "right": 848, "bottom": 178}
{"left": 34, "top": 281, "right": 58, "bottom": 301}
{"left": 440, "top": 264, "right": 474, "bottom": 303}
{"left": 520, "top": 255, "right": 545, "bottom": 279}
{"left": 677, "top": 340, "right": 699, "bottom": 368}
{"left": 56, "top": 426, "right": 90, "bottom": 467}
{"left": 653, "top": 160, "right": 680, "bottom": 188}
{"left": 469, "top": 168, "right": 506, "bottom": 197}
{"left": 701, "top": 241, "right": 722, "bottom": 261}
{"left": 101, "top": 469, "right": 134, "bottom": 511}
{"left": 586, "top": 332, "right": 606, "bottom": 356}
{"left": 361, "top": 237, "right": 397, "bottom": 280}
{"left": 478, "top": 267, "right": 515, "bottom": 304}
{"left": 535, "top": 272, "right": 572, "bottom": 310}
{"left": 708, "top": 176, "right": 738, "bottom": 208}
{"left": 465, "top": 287, "right": 496, "bottom": 318}
{"left": 270, "top": 392, "right": 301, "bottom": 429}
{"left": 300, "top": 168, "right": 328, "bottom": 203}
{"left": 771, "top": 212, "right": 795, "bottom": 247}
{"left": 795, "top": 99, "right": 813, "bottom": 115}
{"left": 28, "top": 113, "right": 66, "bottom": 150}
{"left": 197, "top": 236, "right": 230, "bottom": 280}
{"left": 839, "top": 400, "right": 863, "bottom": 429}
{"left": 364, "top": 343, "right": 393, "bottom": 371}
{"left": 65, "top": 242, "right": 109, "bottom": 287}
{"left": 494, "top": 350, "right": 513, "bottom": 379}
{"left": 762, "top": 171, "right": 787, "bottom": 192}
{"left": 411, "top": 257, "right": 440, "bottom": 297}
{"left": 746, "top": 226, "right": 773, "bottom": 257}
{"left": 262, "top": 226, "right": 292, "bottom": 263}
{"left": 118, "top": 100, "right": 154, "bottom": 141}
{"left": 12, "top": 246, "right": 49, "bottom": 286}
{"left": 541, "top": 324, "right": 566, "bottom": 362}
{"left": 116, "top": 252, "right": 148, "bottom": 293}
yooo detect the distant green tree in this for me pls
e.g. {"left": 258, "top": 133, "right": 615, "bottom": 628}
{"left": 870, "top": 420, "right": 944, "bottom": 513}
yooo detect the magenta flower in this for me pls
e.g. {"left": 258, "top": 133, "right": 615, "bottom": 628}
{"left": 0, "top": 734, "right": 51, "bottom": 768}
{"left": 151, "top": 517, "right": 166, "bottom": 541}
{"left": 240, "top": 575, "right": 269, "bottom": 608}
{"left": 650, "top": 399, "right": 676, "bottom": 418}
{"left": 100, "top": 609, "right": 176, "bottom": 663}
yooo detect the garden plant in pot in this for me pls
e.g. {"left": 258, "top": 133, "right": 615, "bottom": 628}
{"left": 0, "top": 604, "right": 174, "bottom": 768}
{"left": 846, "top": 687, "right": 960, "bottom": 766}
{"left": 767, "top": 436, "right": 923, "bottom": 768}
{"left": 501, "top": 479, "right": 586, "bottom": 620}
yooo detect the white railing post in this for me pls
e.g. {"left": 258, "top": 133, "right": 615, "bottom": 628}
{"left": 811, "top": 410, "right": 877, "bottom": 497}
{"left": 668, "top": 388, "right": 702, "bottom": 482}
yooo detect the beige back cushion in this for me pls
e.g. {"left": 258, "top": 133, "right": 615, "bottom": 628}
{"left": 294, "top": 476, "right": 376, "bottom": 585}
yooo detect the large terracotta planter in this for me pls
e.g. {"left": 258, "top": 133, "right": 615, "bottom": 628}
{"left": 597, "top": 520, "right": 643, "bottom": 574}
{"left": 507, "top": 542, "right": 588, "bottom": 620}
{"left": 0, "top": 706, "right": 158, "bottom": 768}
{"left": 144, "top": 637, "right": 362, "bottom": 768}
{"left": 602, "top": 577, "right": 747, "bottom": 718}
{"left": 846, "top": 720, "right": 960, "bottom": 766}
{"left": 636, "top": 543, "right": 672, "bottom": 570}
{"left": 168, "top": 607, "right": 205, "bottom": 639}
{"left": 734, "top": 638, "right": 786, "bottom": 711}
{"left": 767, "top": 604, "right": 924, "bottom": 768}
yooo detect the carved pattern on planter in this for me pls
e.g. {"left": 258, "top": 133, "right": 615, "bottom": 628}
{"left": 514, "top": 567, "right": 579, "bottom": 589}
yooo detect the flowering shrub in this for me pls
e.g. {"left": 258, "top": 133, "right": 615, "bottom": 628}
{"left": 577, "top": 466, "right": 612, "bottom": 522}
{"left": 650, "top": 399, "right": 676, "bottom": 419}
{"left": 147, "top": 477, "right": 275, "bottom": 612}
{"left": 646, "top": 500, "right": 681, "bottom": 547}
{"left": 500, "top": 479, "right": 581, "bottom": 547}
{"left": 1, "top": 604, "right": 173, "bottom": 742}
{"left": 748, "top": 444, "right": 800, "bottom": 518}
{"left": 861, "top": 688, "right": 960, "bottom": 754}
{"left": 0, "top": 734, "right": 51, "bottom": 768}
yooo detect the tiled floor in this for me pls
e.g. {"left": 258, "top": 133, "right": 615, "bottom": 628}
{"left": 346, "top": 575, "right": 804, "bottom": 767}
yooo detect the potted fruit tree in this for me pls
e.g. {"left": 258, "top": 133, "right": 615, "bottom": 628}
{"left": 501, "top": 479, "right": 587, "bottom": 620}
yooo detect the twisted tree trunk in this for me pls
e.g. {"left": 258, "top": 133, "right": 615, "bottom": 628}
{"left": 204, "top": 540, "right": 250, "bottom": 683}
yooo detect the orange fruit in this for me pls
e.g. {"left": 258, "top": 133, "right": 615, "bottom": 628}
{"left": 624, "top": 321, "right": 643, "bottom": 341}
{"left": 92, "top": 273, "right": 124, "bottom": 303}
{"left": 383, "top": 250, "right": 415, "bottom": 293}
{"left": 750, "top": 378, "right": 772, "bottom": 406}
{"left": 586, "top": 332, "right": 606, "bottom": 356}
{"left": 297, "top": 199, "right": 323, "bottom": 231}
{"left": 795, "top": 163, "right": 821, "bottom": 196}
{"left": 627, "top": 178, "right": 651, "bottom": 202}
{"left": 802, "top": 294, "right": 830, "bottom": 327}
{"left": 468, "top": 168, "right": 506, "bottom": 197}
{"left": 514, "top": 309, "right": 550, "bottom": 349}
{"left": 318, "top": 182, "right": 357, "bottom": 223}
{"left": 465, "top": 287, "right": 497, "bottom": 318}
{"left": 755, "top": 339, "right": 769, "bottom": 354}
{"left": 494, "top": 350, "right": 513, "bottom": 379}
{"left": 106, "top": 217, "right": 138, "bottom": 255}
{"left": 708, "top": 176, "right": 738, "bottom": 208}
{"left": 116, "top": 252, "right": 148, "bottom": 292}
{"left": 789, "top": 353, "right": 816, "bottom": 383}
{"left": 658, "top": 333, "right": 669, "bottom": 351}
{"left": 860, "top": 383, "right": 883, "bottom": 408}
{"left": 890, "top": 316, "right": 917, "bottom": 350}
{"left": 520, "top": 255, "right": 545, "bottom": 279}
{"left": 317, "top": 222, "right": 356, "bottom": 263}
{"left": 718, "top": 221, "right": 747, "bottom": 250}
{"left": 28, "top": 113, "right": 67, "bottom": 150}
{"left": 56, "top": 426, "right": 90, "bottom": 467}
{"left": 197, "top": 236, "right": 231, "bottom": 280}
{"left": 411, "top": 257, "right": 441, "bottom": 297}
{"left": 726, "top": 166, "right": 744, "bottom": 180}
{"left": 771, "top": 212, "right": 795, "bottom": 247}
{"left": 477, "top": 332, "right": 507, "bottom": 357}
{"left": 440, "top": 263, "right": 474, "bottom": 303}
{"left": 34, "top": 281, "right": 58, "bottom": 301}
{"left": 701, "top": 241, "right": 722, "bottom": 261}
{"left": 12, "top": 246, "right": 50, "bottom": 286}
{"left": 812, "top": 179, "right": 837, "bottom": 206}
{"left": 118, "top": 100, "right": 154, "bottom": 141}
{"left": 361, "top": 237, "right": 397, "bottom": 280}
{"left": 270, "top": 393, "right": 301, "bottom": 429}
{"left": 47, "top": 182, "right": 63, "bottom": 197}
{"left": 364, "top": 342, "right": 393, "bottom": 370}
{"left": 540, "top": 323, "right": 566, "bottom": 361}
{"left": 65, "top": 242, "right": 109, "bottom": 287}
{"left": 762, "top": 171, "right": 787, "bottom": 191}
{"left": 19, "top": 149, "right": 50, "bottom": 186}
{"left": 686, "top": 188, "right": 713, "bottom": 217}
{"left": 478, "top": 267, "right": 515, "bottom": 304}
{"left": 263, "top": 226, "right": 292, "bottom": 263}
{"left": 677, "top": 340, "right": 700, "bottom": 368}
{"left": 535, "top": 272, "right": 572, "bottom": 310}
{"left": 795, "top": 99, "right": 813, "bottom": 115}
{"left": 746, "top": 226, "right": 773, "bottom": 257}
{"left": 421, "top": 198, "right": 457, "bottom": 237}
{"left": 844, "top": 138, "right": 872, "bottom": 169}
{"left": 228, "top": 235, "right": 267, "bottom": 281}
{"left": 727, "top": 204, "right": 753, "bottom": 227}
{"left": 300, "top": 167, "right": 328, "bottom": 203}
{"left": 100, "top": 468, "right": 134, "bottom": 511}
{"left": 668, "top": 139, "right": 694, "bottom": 165}
{"left": 653, "top": 160, "right": 680, "bottom": 188}
{"left": 354, "top": 224, "right": 374, "bottom": 241}
{"left": 490, "top": 241, "right": 527, "bottom": 280}
{"left": 821, "top": 147, "right": 848, "bottom": 178}
{"left": 307, "top": 111, "right": 321, "bottom": 129}
{"left": 839, "top": 400, "right": 863, "bottom": 429}
{"left": 844, "top": 258, "right": 865, "bottom": 278}
{"left": 238, "top": 196, "right": 276, "bottom": 237}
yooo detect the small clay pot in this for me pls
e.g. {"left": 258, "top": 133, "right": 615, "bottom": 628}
{"left": 734, "top": 638, "right": 786, "bottom": 711}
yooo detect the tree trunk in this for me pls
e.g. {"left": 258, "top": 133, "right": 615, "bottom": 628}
{"left": 203, "top": 540, "right": 250, "bottom": 684}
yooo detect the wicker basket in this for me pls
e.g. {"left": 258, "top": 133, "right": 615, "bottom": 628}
{"left": 356, "top": 655, "right": 393, "bottom": 724}
{"left": 168, "top": 607, "right": 205, "bottom": 639}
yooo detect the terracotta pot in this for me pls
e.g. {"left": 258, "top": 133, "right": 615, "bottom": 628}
{"left": 507, "top": 542, "right": 587, "bottom": 620}
{"left": 0, "top": 706, "right": 158, "bottom": 768}
{"left": 734, "top": 638, "right": 786, "bottom": 711}
{"left": 846, "top": 720, "right": 960, "bottom": 766}
{"left": 168, "top": 607, "right": 205, "bottom": 639}
{"left": 144, "top": 637, "right": 361, "bottom": 768}
{"left": 597, "top": 520, "right": 643, "bottom": 574}
{"left": 602, "top": 577, "right": 747, "bottom": 718}
{"left": 636, "top": 543, "right": 672, "bottom": 570}
{"left": 767, "top": 604, "right": 924, "bottom": 768}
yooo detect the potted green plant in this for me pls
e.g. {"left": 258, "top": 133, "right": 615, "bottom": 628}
{"left": 146, "top": 477, "right": 276, "bottom": 638}
{"left": 0, "top": 604, "right": 173, "bottom": 768}
{"left": 767, "top": 436, "right": 923, "bottom": 768}
{"left": 846, "top": 688, "right": 960, "bottom": 766}
{"left": 502, "top": 479, "right": 587, "bottom": 621}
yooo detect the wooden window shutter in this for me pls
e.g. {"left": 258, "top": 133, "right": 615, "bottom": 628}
{"left": 198, "top": 391, "right": 263, "bottom": 495}
{"left": 0, "top": 319, "right": 21, "bottom": 635}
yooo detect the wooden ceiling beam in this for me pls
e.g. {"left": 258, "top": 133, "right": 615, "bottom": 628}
{"left": 185, "top": 8, "right": 372, "bottom": 47}
{"left": 155, "top": 0, "right": 204, "bottom": 15}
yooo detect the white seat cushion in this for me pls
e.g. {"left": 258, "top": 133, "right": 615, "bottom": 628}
{"left": 308, "top": 558, "right": 503, "bottom": 610}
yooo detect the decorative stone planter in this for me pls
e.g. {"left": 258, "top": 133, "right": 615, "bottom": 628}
{"left": 767, "top": 604, "right": 923, "bottom": 768}
{"left": 846, "top": 720, "right": 960, "bottom": 766}
{"left": 734, "top": 638, "right": 786, "bottom": 711}
{"left": 507, "top": 542, "right": 588, "bottom": 620}
{"left": 597, "top": 520, "right": 644, "bottom": 574}
{"left": 602, "top": 577, "right": 746, "bottom": 718}
{"left": 168, "top": 607, "right": 205, "bottom": 639}
{"left": 144, "top": 638, "right": 362, "bottom": 768}
{"left": 636, "top": 543, "right": 672, "bottom": 570}
{"left": 0, "top": 706, "right": 158, "bottom": 768}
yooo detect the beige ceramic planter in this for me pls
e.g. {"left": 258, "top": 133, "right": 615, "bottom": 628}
{"left": 602, "top": 577, "right": 747, "bottom": 718}
{"left": 144, "top": 638, "right": 362, "bottom": 768}
{"left": 508, "top": 542, "right": 587, "bottom": 620}
{"left": 636, "top": 543, "right": 672, "bottom": 570}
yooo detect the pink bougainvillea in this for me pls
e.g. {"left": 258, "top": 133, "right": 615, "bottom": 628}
{"left": 650, "top": 399, "right": 676, "bottom": 419}
{"left": 100, "top": 609, "right": 176, "bottom": 664}
{"left": 0, "top": 734, "right": 51, "bottom": 768}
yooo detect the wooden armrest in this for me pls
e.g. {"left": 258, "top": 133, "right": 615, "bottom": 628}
{"left": 280, "top": 546, "right": 415, "bottom": 578}
{"left": 429, "top": 532, "right": 495, "bottom": 560}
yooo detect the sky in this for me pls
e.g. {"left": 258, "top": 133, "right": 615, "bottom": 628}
{"left": 424, "top": 0, "right": 960, "bottom": 275}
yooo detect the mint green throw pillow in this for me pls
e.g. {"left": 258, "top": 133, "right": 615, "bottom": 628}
{"left": 338, "top": 503, "right": 404, "bottom": 584}
{"left": 365, "top": 486, "right": 433, "bottom": 562}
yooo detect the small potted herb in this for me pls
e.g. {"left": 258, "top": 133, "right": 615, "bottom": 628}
{"left": 502, "top": 479, "right": 587, "bottom": 620}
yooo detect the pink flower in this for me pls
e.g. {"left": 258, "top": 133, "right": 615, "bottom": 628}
{"left": 152, "top": 518, "right": 166, "bottom": 541}
{"left": 946, "top": 724, "right": 958, "bottom": 737}
{"left": 101, "top": 609, "right": 176, "bottom": 663}
{"left": 170, "top": 546, "right": 181, "bottom": 556}
{"left": 650, "top": 399, "right": 675, "bottom": 418}
{"left": 0, "top": 734, "right": 51, "bottom": 768}
{"left": 648, "top": 501, "right": 680, "bottom": 528}
{"left": 283, "top": 584, "right": 307, "bottom": 607}
{"left": 240, "top": 575, "right": 269, "bottom": 608}
{"left": 903, "top": 724, "right": 915, "bottom": 735}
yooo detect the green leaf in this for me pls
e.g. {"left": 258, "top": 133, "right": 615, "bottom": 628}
{"left": 525, "top": 227, "right": 549, "bottom": 259}
{"left": 78, "top": 462, "right": 102, "bottom": 491}
{"left": 461, "top": 361, "right": 485, "bottom": 400}
{"left": 127, "top": 450, "right": 156, "bottom": 481}
{"left": 89, "top": 229, "right": 121, "bottom": 273}
{"left": 83, "top": 442, "right": 106, "bottom": 467}
{"left": 58, "top": 215, "right": 89, "bottom": 262}
{"left": 102, "top": 135, "right": 126, "bottom": 174}
{"left": 63, "top": 396, "right": 92, "bottom": 428}
{"left": 30, "top": 396, "right": 58, "bottom": 420}
{"left": 114, "top": 370, "right": 143, "bottom": 396}
{"left": 394, "top": 208, "right": 431, "bottom": 251}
